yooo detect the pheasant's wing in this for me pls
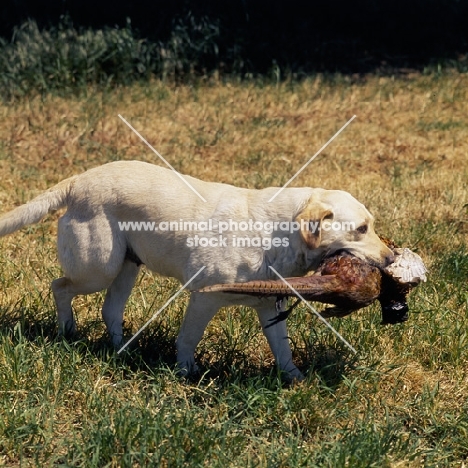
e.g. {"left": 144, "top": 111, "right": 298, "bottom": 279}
{"left": 320, "top": 306, "right": 356, "bottom": 319}
{"left": 384, "top": 248, "right": 428, "bottom": 284}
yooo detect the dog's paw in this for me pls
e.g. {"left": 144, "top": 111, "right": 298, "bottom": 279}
{"left": 176, "top": 360, "right": 200, "bottom": 379}
{"left": 281, "top": 366, "right": 305, "bottom": 384}
{"left": 57, "top": 320, "right": 77, "bottom": 338}
{"left": 111, "top": 334, "right": 125, "bottom": 350}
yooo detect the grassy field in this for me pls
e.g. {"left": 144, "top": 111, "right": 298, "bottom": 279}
{"left": 0, "top": 73, "right": 467, "bottom": 467}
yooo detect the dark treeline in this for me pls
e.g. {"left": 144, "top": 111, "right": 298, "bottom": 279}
{"left": 1, "top": 0, "right": 468, "bottom": 74}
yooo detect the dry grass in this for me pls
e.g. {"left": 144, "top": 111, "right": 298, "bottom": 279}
{"left": 1, "top": 74, "right": 466, "bottom": 215}
{"left": 0, "top": 72, "right": 467, "bottom": 466}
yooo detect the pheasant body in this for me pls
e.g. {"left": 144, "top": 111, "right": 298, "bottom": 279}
{"left": 199, "top": 246, "right": 427, "bottom": 325}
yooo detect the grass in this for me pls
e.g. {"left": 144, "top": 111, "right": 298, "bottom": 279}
{"left": 0, "top": 72, "right": 467, "bottom": 466}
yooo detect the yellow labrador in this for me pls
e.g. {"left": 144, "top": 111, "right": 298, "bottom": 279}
{"left": 0, "top": 161, "right": 393, "bottom": 380}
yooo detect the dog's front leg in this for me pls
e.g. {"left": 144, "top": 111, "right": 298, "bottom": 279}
{"left": 176, "top": 292, "right": 220, "bottom": 376}
{"left": 255, "top": 300, "right": 305, "bottom": 382}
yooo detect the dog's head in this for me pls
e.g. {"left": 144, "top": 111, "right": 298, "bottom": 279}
{"left": 295, "top": 189, "right": 394, "bottom": 268}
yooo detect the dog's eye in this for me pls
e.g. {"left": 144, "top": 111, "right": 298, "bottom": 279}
{"left": 357, "top": 225, "right": 368, "bottom": 234}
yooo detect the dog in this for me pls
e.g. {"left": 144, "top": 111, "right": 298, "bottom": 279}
{"left": 0, "top": 161, "right": 393, "bottom": 380}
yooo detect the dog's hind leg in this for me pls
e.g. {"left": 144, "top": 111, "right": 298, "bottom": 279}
{"left": 51, "top": 277, "right": 77, "bottom": 336}
{"left": 53, "top": 212, "right": 128, "bottom": 340}
{"left": 102, "top": 260, "right": 141, "bottom": 348}
{"left": 52, "top": 276, "right": 115, "bottom": 338}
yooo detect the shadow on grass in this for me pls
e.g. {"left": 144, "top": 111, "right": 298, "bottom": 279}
{"left": 302, "top": 344, "right": 359, "bottom": 391}
{"left": 0, "top": 305, "right": 58, "bottom": 341}
{"left": 0, "top": 305, "right": 356, "bottom": 390}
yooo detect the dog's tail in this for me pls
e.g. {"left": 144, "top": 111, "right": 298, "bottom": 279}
{"left": 0, "top": 175, "right": 78, "bottom": 237}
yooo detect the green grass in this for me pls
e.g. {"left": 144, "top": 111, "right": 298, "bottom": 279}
{"left": 1, "top": 286, "right": 466, "bottom": 467}
{"left": 0, "top": 16, "right": 226, "bottom": 101}
{"left": 0, "top": 74, "right": 467, "bottom": 466}
{"left": 0, "top": 235, "right": 466, "bottom": 467}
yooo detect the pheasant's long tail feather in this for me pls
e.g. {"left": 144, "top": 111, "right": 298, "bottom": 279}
{"left": 199, "top": 275, "right": 339, "bottom": 298}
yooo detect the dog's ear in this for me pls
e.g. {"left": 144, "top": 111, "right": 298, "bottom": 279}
{"left": 295, "top": 202, "right": 334, "bottom": 249}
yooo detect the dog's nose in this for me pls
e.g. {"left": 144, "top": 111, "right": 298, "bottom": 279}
{"left": 385, "top": 252, "right": 395, "bottom": 266}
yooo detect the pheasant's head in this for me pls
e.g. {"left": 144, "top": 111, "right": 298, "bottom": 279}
{"left": 379, "top": 247, "right": 428, "bottom": 324}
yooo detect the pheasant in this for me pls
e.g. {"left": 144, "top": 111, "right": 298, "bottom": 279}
{"left": 199, "top": 242, "right": 427, "bottom": 326}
